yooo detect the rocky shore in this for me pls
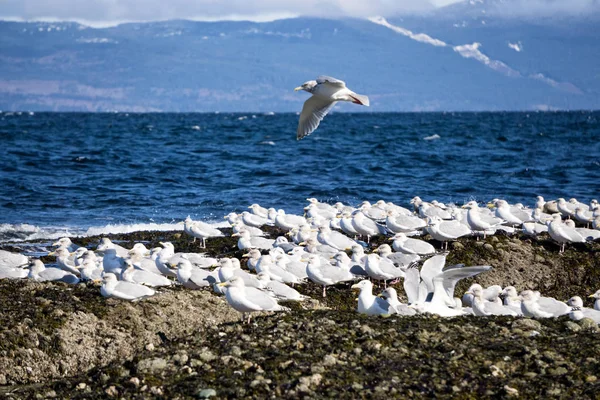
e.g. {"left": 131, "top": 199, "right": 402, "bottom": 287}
{"left": 1, "top": 228, "right": 599, "bottom": 398}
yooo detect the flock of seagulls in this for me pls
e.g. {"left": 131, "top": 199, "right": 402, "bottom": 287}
{"left": 0, "top": 195, "right": 599, "bottom": 324}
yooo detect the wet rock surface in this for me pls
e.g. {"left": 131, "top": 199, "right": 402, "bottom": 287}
{"left": 0, "top": 229, "right": 599, "bottom": 398}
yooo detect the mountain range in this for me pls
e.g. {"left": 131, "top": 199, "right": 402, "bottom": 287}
{"left": 1, "top": 0, "right": 599, "bottom": 111}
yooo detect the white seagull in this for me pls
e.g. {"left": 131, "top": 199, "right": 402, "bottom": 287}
{"left": 294, "top": 76, "right": 369, "bottom": 140}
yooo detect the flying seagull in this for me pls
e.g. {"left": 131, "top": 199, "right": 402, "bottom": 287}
{"left": 294, "top": 76, "right": 369, "bottom": 140}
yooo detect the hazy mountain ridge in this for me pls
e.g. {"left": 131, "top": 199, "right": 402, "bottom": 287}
{"left": 0, "top": 6, "right": 598, "bottom": 111}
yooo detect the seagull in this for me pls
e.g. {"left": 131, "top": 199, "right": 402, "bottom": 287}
{"left": 567, "top": 296, "right": 600, "bottom": 323}
{"left": 121, "top": 260, "right": 173, "bottom": 287}
{"left": 100, "top": 273, "right": 155, "bottom": 301}
{"left": 520, "top": 290, "right": 569, "bottom": 318}
{"left": 183, "top": 216, "right": 224, "bottom": 248}
{"left": 378, "top": 287, "right": 417, "bottom": 316}
{"left": 294, "top": 76, "right": 369, "bottom": 140}
{"left": 28, "top": 259, "right": 80, "bottom": 284}
{"left": 465, "top": 285, "right": 518, "bottom": 316}
{"left": 218, "top": 276, "right": 288, "bottom": 323}
{"left": 351, "top": 280, "right": 393, "bottom": 316}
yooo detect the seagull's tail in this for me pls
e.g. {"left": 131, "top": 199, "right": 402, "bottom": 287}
{"left": 349, "top": 92, "right": 370, "bottom": 107}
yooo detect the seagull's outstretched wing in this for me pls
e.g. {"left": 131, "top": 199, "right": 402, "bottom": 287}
{"left": 435, "top": 265, "right": 492, "bottom": 302}
{"left": 403, "top": 263, "right": 420, "bottom": 304}
{"left": 297, "top": 96, "right": 336, "bottom": 140}
{"left": 316, "top": 76, "right": 346, "bottom": 87}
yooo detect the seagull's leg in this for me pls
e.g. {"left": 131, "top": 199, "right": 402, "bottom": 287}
{"left": 322, "top": 285, "right": 326, "bottom": 298}
{"left": 367, "top": 235, "right": 371, "bottom": 244}
{"left": 247, "top": 314, "right": 252, "bottom": 324}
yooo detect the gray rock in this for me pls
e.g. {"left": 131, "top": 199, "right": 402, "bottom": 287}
{"left": 137, "top": 357, "right": 168, "bottom": 374}
{"left": 579, "top": 318, "right": 599, "bottom": 331}
{"left": 564, "top": 321, "right": 581, "bottom": 332}
{"left": 512, "top": 319, "right": 542, "bottom": 331}
{"left": 196, "top": 388, "right": 217, "bottom": 398}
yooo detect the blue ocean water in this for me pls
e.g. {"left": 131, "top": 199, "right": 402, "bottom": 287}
{"left": 0, "top": 111, "right": 599, "bottom": 237}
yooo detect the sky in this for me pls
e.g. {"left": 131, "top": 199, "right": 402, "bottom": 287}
{"left": 0, "top": 0, "right": 598, "bottom": 27}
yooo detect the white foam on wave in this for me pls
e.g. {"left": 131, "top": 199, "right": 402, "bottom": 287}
{"left": 84, "top": 222, "right": 184, "bottom": 236}
{"left": 0, "top": 223, "right": 82, "bottom": 243}
{"left": 0, "top": 219, "right": 229, "bottom": 244}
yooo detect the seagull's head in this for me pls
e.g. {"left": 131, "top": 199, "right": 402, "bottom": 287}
{"left": 294, "top": 80, "right": 317, "bottom": 93}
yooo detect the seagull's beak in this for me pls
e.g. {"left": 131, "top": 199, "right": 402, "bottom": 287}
{"left": 242, "top": 253, "right": 250, "bottom": 258}
{"left": 486, "top": 202, "right": 495, "bottom": 209}
{"left": 465, "top": 290, "right": 473, "bottom": 295}
{"left": 47, "top": 251, "right": 56, "bottom": 256}
{"left": 217, "top": 282, "right": 229, "bottom": 287}
{"left": 231, "top": 233, "right": 240, "bottom": 237}
{"left": 589, "top": 294, "right": 596, "bottom": 298}
{"left": 298, "top": 242, "right": 306, "bottom": 246}
{"left": 351, "top": 283, "right": 360, "bottom": 291}
{"left": 294, "top": 86, "right": 303, "bottom": 92}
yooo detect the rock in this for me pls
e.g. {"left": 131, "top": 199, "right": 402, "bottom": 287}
{"left": 76, "top": 383, "right": 87, "bottom": 390}
{"left": 359, "top": 324, "right": 373, "bottom": 335}
{"left": 512, "top": 319, "right": 542, "bottom": 331}
{"left": 173, "top": 352, "right": 189, "bottom": 366}
{"left": 565, "top": 321, "right": 582, "bottom": 332}
{"left": 504, "top": 385, "right": 519, "bottom": 397}
{"left": 198, "top": 348, "right": 216, "bottom": 362}
{"left": 196, "top": 388, "right": 217, "bottom": 399}
{"left": 548, "top": 367, "right": 568, "bottom": 376}
{"left": 137, "top": 357, "right": 168, "bottom": 374}
{"left": 105, "top": 386, "right": 118, "bottom": 397}
{"left": 323, "top": 354, "right": 337, "bottom": 366}
{"left": 129, "top": 377, "right": 141, "bottom": 387}
{"left": 579, "top": 318, "right": 599, "bottom": 331}
{"left": 229, "top": 345, "right": 242, "bottom": 357}
{"left": 451, "top": 242, "right": 464, "bottom": 250}
{"left": 298, "top": 373, "right": 323, "bottom": 392}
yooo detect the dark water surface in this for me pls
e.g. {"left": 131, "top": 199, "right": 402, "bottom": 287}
{"left": 0, "top": 111, "right": 599, "bottom": 233}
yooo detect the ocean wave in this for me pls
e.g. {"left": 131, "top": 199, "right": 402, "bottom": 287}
{"left": 0, "top": 220, "right": 228, "bottom": 244}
